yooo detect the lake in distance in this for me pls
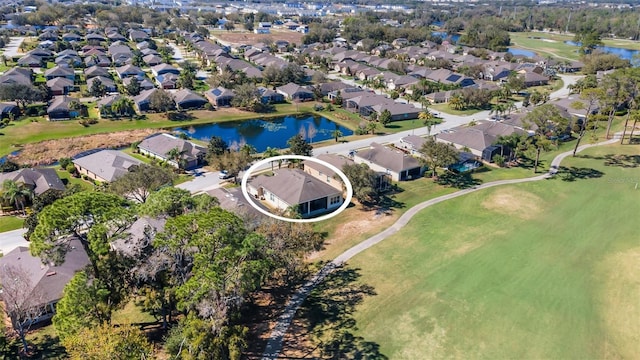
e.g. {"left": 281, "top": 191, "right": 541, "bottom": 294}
{"left": 175, "top": 114, "right": 353, "bottom": 152}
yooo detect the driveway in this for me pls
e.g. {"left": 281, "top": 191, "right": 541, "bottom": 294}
{"left": 176, "top": 169, "right": 226, "bottom": 194}
{"left": 0, "top": 228, "right": 29, "bottom": 255}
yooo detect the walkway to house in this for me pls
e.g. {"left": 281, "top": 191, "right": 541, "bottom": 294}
{"left": 261, "top": 137, "right": 619, "bottom": 360}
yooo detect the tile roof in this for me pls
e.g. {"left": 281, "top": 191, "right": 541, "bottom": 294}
{"left": 355, "top": 142, "right": 422, "bottom": 173}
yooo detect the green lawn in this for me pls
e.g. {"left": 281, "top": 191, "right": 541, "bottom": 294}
{"left": 0, "top": 102, "right": 327, "bottom": 158}
{"left": 53, "top": 167, "right": 95, "bottom": 191}
{"left": 431, "top": 103, "right": 484, "bottom": 116}
{"left": 510, "top": 32, "right": 640, "bottom": 62}
{"left": 342, "top": 143, "right": 640, "bottom": 359}
{"left": 0, "top": 215, "right": 23, "bottom": 232}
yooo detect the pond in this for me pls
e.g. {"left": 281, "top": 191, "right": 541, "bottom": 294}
{"left": 507, "top": 48, "right": 536, "bottom": 58}
{"left": 431, "top": 31, "right": 461, "bottom": 44}
{"left": 564, "top": 41, "right": 640, "bottom": 61}
{"left": 174, "top": 114, "right": 353, "bottom": 152}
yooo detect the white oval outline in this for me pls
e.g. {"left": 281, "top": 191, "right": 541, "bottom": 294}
{"left": 241, "top": 155, "right": 353, "bottom": 223}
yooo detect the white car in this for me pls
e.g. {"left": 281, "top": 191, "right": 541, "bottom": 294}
{"left": 218, "top": 170, "right": 231, "bottom": 179}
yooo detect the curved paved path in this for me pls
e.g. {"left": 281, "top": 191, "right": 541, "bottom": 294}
{"left": 261, "top": 137, "right": 618, "bottom": 359}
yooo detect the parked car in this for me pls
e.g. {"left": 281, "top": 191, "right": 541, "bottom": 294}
{"left": 219, "top": 170, "right": 231, "bottom": 179}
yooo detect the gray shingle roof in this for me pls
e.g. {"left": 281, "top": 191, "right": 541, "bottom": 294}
{"left": 0, "top": 168, "right": 65, "bottom": 195}
{"left": 355, "top": 142, "right": 422, "bottom": 173}
{"left": 303, "top": 154, "right": 354, "bottom": 178}
{"left": 72, "top": 149, "right": 143, "bottom": 182}
{"left": 0, "top": 238, "right": 90, "bottom": 307}
{"left": 138, "top": 133, "right": 205, "bottom": 163}
{"left": 249, "top": 168, "right": 341, "bottom": 206}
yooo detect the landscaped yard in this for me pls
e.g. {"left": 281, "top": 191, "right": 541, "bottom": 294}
{"left": 337, "top": 143, "right": 640, "bottom": 359}
{"left": 431, "top": 103, "right": 484, "bottom": 116}
{"left": 0, "top": 215, "right": 23, "bottom": 232}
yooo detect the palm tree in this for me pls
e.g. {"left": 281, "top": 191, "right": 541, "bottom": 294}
{"left": 240, "top": 144, "right": 257, "bottom": 157}
{"left": 2, "top": 180, "right": 33, "bottom": 216}
{"left": 418, "top": 111, "right": 442, "bottom": 135}
{"left": 111, "top": 97, "right": 135, "bottom": 118}
{"left": 490, "top": 103, "right": 506, "bottom": 120}
{"left": 366, "top": 121, "right": 378, "bottom": 135}
{"left": 166, "top": 147, "right": 187, "bottom": 170}
{"left": 330, "top": 129, "right": 343, "bottom": 142}
{"left": 506, "top": 101, "right": 517, "bottom": 115}
{"left": 263, "top": 147, "right": 280, "bottom": 171}
{"left": 449, "top": 94, "right": 464, "bottom": 110}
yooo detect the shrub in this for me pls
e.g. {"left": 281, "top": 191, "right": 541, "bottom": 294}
{"left": 59, "top": 157, "right": 72, "bottom": 169}
{"left": 204, "top": 103, "right": 214, "bottom": 111}
{"left": 66, "top": 164, "right": 76, "bottom": 174}
{"left": 493, "top": 154, "right": 506, "bottom": 167}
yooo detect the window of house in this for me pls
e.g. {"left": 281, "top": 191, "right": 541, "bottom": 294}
{"left": 269, "top": 193, "right": 275, "bottom": 201}
{"left": 330, "top": 195, "right": 341, "bottom": 205}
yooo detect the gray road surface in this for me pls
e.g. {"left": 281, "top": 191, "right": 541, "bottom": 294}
{"left": 2, "top": 37, "right": 25, "bottom": 58}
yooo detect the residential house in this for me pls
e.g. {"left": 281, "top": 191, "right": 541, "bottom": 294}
{"left": 174, "top": 89, "right": 208, "bottom": 110}
{"left": 86, "top": 76, "right": 117, "bottom": 93}
{"left": 61, "top": 32, "right": 81, "bottom": 42}
{"left": 426, "top": 68, "right": 475, "bottom": 87}
{"left": 0, "top": 68, "right": 33, "bottom": 86}
{"left": 84, "top": 55, "right": 111, "bottom": 67}
{"left": 124, "top": 76, "right": 155, "bottom": 91}
{"left": 366, "top": 102, "right": 421, "bottom": 121}
{"left": 84, "top": 65, "right": 110, "bottom": 79}
{"left": 0, "top": 168, "right": 65, "bottom": 195}
{"left": 0, "top": 103, "right": 20, "bottom": 119}
{"left": 353, "top": 142, "right": 424, "bottom": 181}
{"left": 54, "top": 54, "right": 83, "bottom": 68}
{"left": 398, "top": 135, "right": 427, "bottom": 155}
{"left": 72, "top": 149, "right": 143, "bottom": 182}
{"left": 436, "top": 121, "right": 526, "bottom": 160}
{"left": 115, "top": 64, "right": 145, "bottom": 79}
{"left": 47, "top": 96, "right": 79, "bottom": 121}
{"left": 156, "top": 73, "right": 178, "bottom": 89}
{"left": 110, "top": 216, "right": 166, "bottom": 257}
{"left": 247, "top": 168, "right": 343, "bottom": 218}
{"left": 138, "top": 133, "right": 206, "bottom": 169}
{"left": 143, "top": 54, "right": 163, "bottom": 66}
{"left": 44, "top": 66, "right": 75, "bottom": 81}
{"left": 302, "top": 154, "right": 354, "bottom": 191}
{"left": 17, "top": 53, "right": 43, "bottom": 67}
{"left": 276, "top": 83, "right": 314, "bottom": 101}
{"left": 151, "top": 63, "right": 180, "bottom": 78}
{"left": 310, "top": 81, "right": 354, "bottom": 97}
{"left": 133, "top": 89, "right": 167, "bottom": 112}
{"left": 85, "top": 32, "right": 107, "bottom": 43}
{"left": 129, "top": 29, "right": 150, "bottom": 42}
{"left": 205, "top": 87, "right": 235, "bottom": 107}
{"left": 46, "top": 77, "right": 75, "bottom": 96}
{"left": 0, "top": 239, "right": 90, "bottom": 329}
{"left": 520, "top": 71, "right": 549, "bottom": 87}
{"left": 97, "top": 94, "right": 126, "bottom": 118}
{"left": 257, "top": 87, "right": 285, "bottom": 104}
